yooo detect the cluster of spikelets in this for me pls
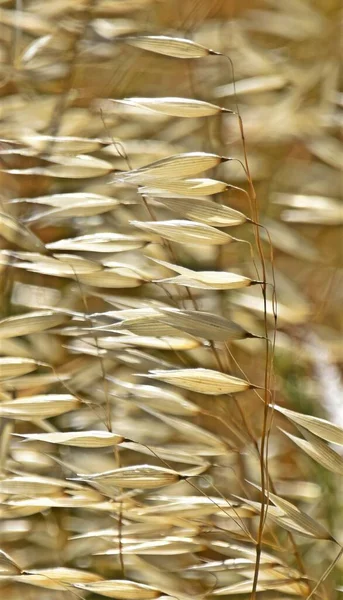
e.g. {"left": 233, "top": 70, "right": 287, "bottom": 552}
{"left": 0, "top": 1, "right": 342, "bottom": 600}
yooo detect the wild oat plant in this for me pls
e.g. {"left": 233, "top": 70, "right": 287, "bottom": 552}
{"left": 0, "top": 1, "right": 342, "bottom": 599}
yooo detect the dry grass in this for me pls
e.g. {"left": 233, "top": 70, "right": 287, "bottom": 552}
{"left": 0, "top": 1, "right": 342, "bottom": 599}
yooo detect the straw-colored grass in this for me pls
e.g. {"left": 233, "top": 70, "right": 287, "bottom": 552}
{"left": 0, "top": 1, "right": 342, "bottom": 599}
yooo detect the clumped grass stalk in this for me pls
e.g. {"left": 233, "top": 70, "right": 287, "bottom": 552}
{"left": 0, "top": 2, "right": 342, "bottom": 600}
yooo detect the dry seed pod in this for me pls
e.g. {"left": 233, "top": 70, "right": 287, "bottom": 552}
{"left": 0, "top": 310, "right": 69, "bottom": 339}
{"left": 52, "top": 254, "right": 102, "bottom": 272}
{"left": 215, "top": 74, "right": 287, "bottom": 98}
{"left": 141, "top": 178, "right": 228, "bottom": 197}
{"left": 15, "top": 192, "right": 118, "bottom": 208}
{"left": 12, "top": 249, "right": 97, "bottom": 268}
{"left": 76, "top": 464, "right": 181, "bottom": 488}
{"left": 95, "top": 335, "right": 199, "bottom": 350}
{"left": 0, "top": 394, "right": 80, "bottom": 419}
{"left": 213, "top": 579, "right": 309, "bottom": 596}
{"left": 25, "top": 197, "right": 120, "bottom": 221}
{"left": 188, "top": 557, "right": 256, "bottom": 572}
{"left": 113, "top": 97, "right": 231, "bottom": 117}
{"left": 241, "top": 495, "right": 330, "bottom": 542}
{"left": 165, "top": 271, "right": 253, "bottom": 290}
{"left": 133, "top": 496, "right": 241, "bottom": 518}
{"left": 118, "top": 152, "right": 228, "bottom": 181}
{"left": 108, "top": 378, "right": 199, "bottom": 416}
{"left": 124, "top": 35, "right": 220, "bottom": 59}
{"left": 15, "top": 431, "right": 125, "bottom": 447}
{"left": 154, "top": 196, "right": 247, "bottom": 227}
{"left": 5, "top": 154, "right": 114, "bottom": 179}
{"left": 12, "top": 255, "right": 101, "bottom": 277}
{"left": 151, "top": 258, "right": 253, "bottom": 290}
{"left": 99, "top": 261, "right": 152, "bottom": 277}
{"left": 15, "top": 567, "right": 102, "bottom": 590}
{"left": 95, "top": 306, "right": 163, "bottom": 320}
{"left": 157, "top": 308, "right": 253, "bottom": 342}
{"left": 132, "top": 219, "right": 233, "bottom": 246}
{"left": 0, "top": 373, "right": 70, "bottom": 392}
{"left": 159, "top": 272, "right": 252, "bottom": 290}
{"left": 76, "top": 270, "right": 143, "bottom": 289}
{"left": 121, "top": 442, "right": 209, "bottom": 466}
{"left": 99, "top": 538, "right": 205, "bottom": 556}
{"left": 206, "top": 540, "right": 283, "bottom": 565}
{"left": 0, "top": 213, "right": 45, "bottom": 252}
{"left": 274, "top": 405, "right": 343, "bottom": 446}
{"left": 142, "top": 368, "right": 251, "bottom": 395}
{"left": 266, "top": 490, "right": 332, "bottom": 540}
{"left": 28, "top": 203, "right": 116, "bottom": 222}
{"left": 22, "top": 134, "right": 104, "bottom": 154}
{"left": 247, "top": 482, "right": 332, "bottom": 540}
{"left": 0, "top": 476, "right": 73, "bottom": 497}
{"left": 112, "top": 314, "right": 188, "bottom": 337}
{"left": 0, "top": 357, "right": 38, "bottom": 380}
{"left": 46, "top": 233, "right": 150, "bottom": 253}
{"left": 74, "top": 580, "right": 161, "bottom": 599}
{"left": 282, "top": 429, "right": 343, "bottom": 475}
